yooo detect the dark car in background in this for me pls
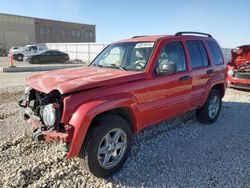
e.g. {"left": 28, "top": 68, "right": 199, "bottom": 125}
{"left": 24, "top": 50, "right": 69, "bottom": 64}
{"left": 0, "top": 49, "right": 7, "bottom": 56}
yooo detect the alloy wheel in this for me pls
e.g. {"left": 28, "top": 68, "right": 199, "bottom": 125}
{"left": 97, "top": 128, "right": 127, "bottom": 169}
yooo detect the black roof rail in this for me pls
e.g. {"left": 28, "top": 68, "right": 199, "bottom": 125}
{"left": 175, "top": 31, "right": 212, "bottom": 38}
{"left": 132, "top": 35, "right": 149, "bottom": 38}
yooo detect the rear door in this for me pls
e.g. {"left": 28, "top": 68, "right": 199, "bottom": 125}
{"left": 206, "top": 40, "right": 226, "bottom": 79}
{"left": 54, "top": 51, "right": 64, "bottom": 62}
{"left": 185, "top": 40, "right": 213, "bottom": 109}
{"left": 40, "top": 51, "right": 53, "bottom": 63}
{"left": 145, "top": 39, "right": 192, "bottom": 126}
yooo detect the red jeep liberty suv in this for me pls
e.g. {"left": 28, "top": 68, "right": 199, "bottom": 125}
{"left": 19, "top": 32, "right": 227, "bottom": 178}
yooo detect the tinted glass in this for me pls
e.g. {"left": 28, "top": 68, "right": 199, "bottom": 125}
{"left": 207, "top": 41, "right": 224, "bottom": 65}
{"left": 52, "top": 51, "right": 62, "bottom": 55}
{"left": 157, "top": 41, "right": 187, "bottom": 72}
{"left": 40, "top": 26, "right": 51, "bottom": 35}
{"left": 42, "top": 51, "right": 52, "bottom": 56}
{"left": 72, "top": 29, "right": 81, "bottom": 37}
{"left": 187, "top": 40, "right": 209, "bottom": 68}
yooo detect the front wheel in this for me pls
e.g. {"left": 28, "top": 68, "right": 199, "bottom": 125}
{"left": 31, "top": 58, "right": 39, "bottom": 64}
{"left": 79, "top": 114, "right": 132, "bottom": 178}
{"left": 196, "top": 89, "right": 222, "bottom": 124}
{"left": 15, "top": 54, "right": 23, "bottom": 61}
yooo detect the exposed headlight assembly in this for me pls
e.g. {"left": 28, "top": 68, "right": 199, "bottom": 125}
{"left": 24, "top": 86, "right": 32, "bottom": 94}
{"left": 228, "top": 69, "right": 235, "bottom": 77}
{"left": 42, "top": 104, "right": 56, "bottom": 126}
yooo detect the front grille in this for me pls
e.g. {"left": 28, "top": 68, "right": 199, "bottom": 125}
{"left": 234, "top": 72, "right": 250, "bottom": 79}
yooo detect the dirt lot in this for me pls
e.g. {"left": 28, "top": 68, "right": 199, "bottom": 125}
{"left": 0, "top": 73, "right": 249, "bottom": 187}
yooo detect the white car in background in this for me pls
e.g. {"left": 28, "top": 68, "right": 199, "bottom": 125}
{"left": 9, "top": 45, "right": 45, "bottom": 61}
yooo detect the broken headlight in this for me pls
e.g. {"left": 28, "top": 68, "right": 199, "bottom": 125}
{"left": 24, "top": 85, "right": 32, "bottom": 94}
{"left": 42, "top": 104, "right": 56, "bottom": 126}
{"left": 228, "top": 69, "right": 235, "bottom": 77}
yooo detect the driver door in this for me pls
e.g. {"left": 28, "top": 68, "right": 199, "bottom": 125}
{"left": 144, "top": 40, "right": 192, "bottom": 126}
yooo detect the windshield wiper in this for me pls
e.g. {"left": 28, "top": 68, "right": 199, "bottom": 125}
{"left": 110, "top": 64, "right": 127, "bottom": 71}
{"left": 93, "top": 63, "right": 127, "bottom": 71}
{"left": 92, "top": 63, "right": 103, "bottom": 67}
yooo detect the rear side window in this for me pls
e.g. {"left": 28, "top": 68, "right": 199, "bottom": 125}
{"left": 187, "top": 40, "right": 209, "bottom": 68}
{"left": 42, "top": 51, "right": 52, "bottom": 56}
{"left": 207, "top": 41, "right": 224, "bottom": 65}
{"left": 52, "top": 51, "right": 62, "bottom": 55}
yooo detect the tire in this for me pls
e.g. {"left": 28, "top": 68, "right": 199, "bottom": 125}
{"left": 79, "top": 114, "right": 132, "bottom": 178}
{"left": 196, "top": 89, "right": 222, "bottom": 124}
{"left": 16, "top": 54, "right": 23, "bottom": 61}
{"left": 31, "top": 58, "right": 39, "bottom": 64}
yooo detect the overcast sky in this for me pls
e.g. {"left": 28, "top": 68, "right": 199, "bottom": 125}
{"left": 0, "top": 0, "right": 249, "bottom": 48}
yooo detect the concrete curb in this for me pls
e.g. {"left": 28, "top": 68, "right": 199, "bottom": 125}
{"left": 0, "top": 64, "right": 83, "bottom": 73}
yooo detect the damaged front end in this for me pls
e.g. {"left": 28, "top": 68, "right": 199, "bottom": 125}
{"left": 18, "top": 86, "right": 74, "bottom": 146}
{"left": 227, "top": 46, "right": 250, "bottom": 90}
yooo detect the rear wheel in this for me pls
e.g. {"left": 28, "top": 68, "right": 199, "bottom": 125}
{"left": 79, "top": 114, "right": 132, "bottom": 178}
{"left": 196, "top": 89, "right": 222, "bottom": 124}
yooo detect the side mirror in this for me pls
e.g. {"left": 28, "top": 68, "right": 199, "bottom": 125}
{"left": 157, "top": 63, "right": 177, "bottom": 75}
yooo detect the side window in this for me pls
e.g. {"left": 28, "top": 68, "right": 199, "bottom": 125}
{"left": 187, "top": 40, "right": 209, "bottom": 68}
{"left": 32, "top": 46, "right": 38, "bottom": 51}
{"left": 207, "top": 41, "right": 224, "bottom": 65}
{"left": 43, "top": 51, "right": 52, "bottom": 56}
{"left": 53, "top": 51, "right": 62, "bottom": 55}
{"left": 157, "top": 41, "right": 187, "bottom": 73}
{"left": 26, "top": 47, "right": 32, "bottom": 51}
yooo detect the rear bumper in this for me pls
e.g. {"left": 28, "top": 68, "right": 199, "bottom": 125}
{"left": 227, "top": 76, "right": 250, "bottom": 90}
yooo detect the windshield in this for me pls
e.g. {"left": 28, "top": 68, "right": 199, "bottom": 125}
{"left": 91, "top": 42, "right": 155, "bottom": 71}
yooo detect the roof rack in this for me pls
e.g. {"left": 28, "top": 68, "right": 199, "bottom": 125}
{"left": 175, "top": 31, "right": 212, "bottom": 38}
{"left": 132, "top": 36, "right": 149, "bottom": 38}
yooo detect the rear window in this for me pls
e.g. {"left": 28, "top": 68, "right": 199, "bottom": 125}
{"left": 187, "top": 40, "right": 209, "bottom": 68}
{"left": 207, "top": 41, "right": 224, "bottom": 65}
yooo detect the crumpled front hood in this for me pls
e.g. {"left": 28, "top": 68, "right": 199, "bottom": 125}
{"left": 26, "top": 66, "right": 145, "bottom": 94}
{"left": 231, "top": 45, "right": 250, "bottom": 67}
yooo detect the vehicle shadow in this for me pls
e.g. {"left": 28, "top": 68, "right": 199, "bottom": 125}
{"left": 104, "top": 101, "right": 250, "bottom": 187}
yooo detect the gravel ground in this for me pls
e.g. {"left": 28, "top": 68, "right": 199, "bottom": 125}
{"left": 0, "top": 86, "right": 249, "bottom": 188}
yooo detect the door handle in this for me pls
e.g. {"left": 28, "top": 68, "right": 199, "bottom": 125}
{"left": 179, "top": 75, "right": 191, "bottom": 81}
{"left": 207, "top": 69, "right": 214, "bottom": 74}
